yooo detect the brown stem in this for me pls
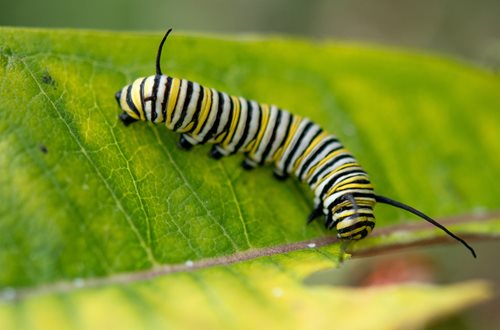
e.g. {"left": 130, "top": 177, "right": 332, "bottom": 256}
{"left": 1, "top": 211, "right": 498, "bottom": 301}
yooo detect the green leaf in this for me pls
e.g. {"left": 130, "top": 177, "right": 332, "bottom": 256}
{"left": 0, "top": 254, "right": 492, "bottom": 330}
{"left": 0, "top": 27, "right": 499, "bottom": 329}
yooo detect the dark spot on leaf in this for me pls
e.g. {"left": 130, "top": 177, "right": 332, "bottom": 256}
{"left": 42, "top": 70, "right": 56, "bottom": 87}
{"left": 39, "top": 144, "right": 48, "bottom": 154}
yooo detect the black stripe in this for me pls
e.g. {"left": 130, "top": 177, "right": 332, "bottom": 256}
{"left": 202, "top": 91, "right": 224, "bottom": 143}
{"left": 325, "top": 191, "right": 376, "bottom": 211}
{"left": 161, "top": 77, "right": 172, "bottom": 123}
{"left": 227, "top": 97, "right": 243, "bottom": 146}
{"left": 233, "top": 100, "right": 255, "bottom": 153}
{"left": 196, "top": 89, "right": 215, "bottom": 140}
{"left": 126, "top": 84, "right": 141, "bottom": 118}
{"left": 170, "top": 80, "right": 183, "bottom": 125}
{"left": 304, "top": 144, "right": 345, "bottom": 185}
{"left": 187, "top": 85, "right": 205, "bottom": 133}
{"left": 338, "top": 227, "right": 370, "bottom": 239}
{"left": 282, "top": 121, "right": 313, "bottom": 173}
{"left": 139, "top": 78, "right": 147, "bottom": 119}
{"left": 298, "top": 137, "right": 339, "bottom": 180}
{"left": 308, "top": 153, "right": 354, "bottom": 186}
{"left": 274, "top": 111, "right": 294, "bottom": 162}
{"left": 318, "top": 168, "right": 366, "bottom": 200}
{"left": 337, "top": 218, "right": 375, "bottom": 234}
{"left": 334, "top": 203, "right": 373, "bottom": 215}
{"left": 151, "top": 75, "right": 161, "bottom": 122}
{"left": 213, "top": 95, "right": 234, "bottom": 142}
{"left": 260, "top": 108, "right": 281, "bottom": 164}
{"left": 284, "top": 123, "right": 323, "bottom": 173}
{"left": 173, "top": 80, "right": 193, "bottom": 131}
{"left": 253, "top": 102, "right": 263, "bottom": 144}
{"left": 328, "top": 206, "right": 375, "bottom": 228}
{"left": 335, "top": 178, "right": 371, "bottom": 191}
{"left": 245, "top": 102, "right": 264, "bottom": 154}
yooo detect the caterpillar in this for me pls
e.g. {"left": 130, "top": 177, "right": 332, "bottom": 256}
{"left": 115, "top": 29, "right": 476, "bottom": 258}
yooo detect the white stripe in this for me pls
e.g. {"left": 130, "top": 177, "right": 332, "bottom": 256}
{"left": 275, "top": 117, "right": 311, "bottom": 172}
{"left": 208, "top": 92, "right": 231, "bottom": 143}
{"left": 314, "top": 169, "right": 364, "bottom": 198}
{"left": 178, "top": 82, "right": 201, "bottom": 131}
{"left": 265, "top": 109, "right": 291, "bottom": 163}
{"left": 335, "top": 208, "right": 375, "bottom": 219}
{"left": 240, "top": 100, "right": 261, "bottom": 151}
{"left": 226, "top": 97, "right": 248, "bottom": 152}
{"left": 154, "top": 75, "right": 167, "bottom": 123}
{"left": 308, "top": 156, "right": 355, "bottom": 187}
{"left": 196, "top": 88, "right": 219, "bottom": 142}
{"left": 142, "top": 77, "right": 155, "bottom": 121}
{"left": 323, "top": 189, "right": 373, "bottom": 209}
{"left": 252, "top": 105, "right": 278, "bottom": 163}
{"left": 182, "top": 134, "right": 198, "bottom": 145}
{"left": 296, "top": 139, "right": 342, "bottom": 180}
{"left": 299, "top": 140, "right": 343, "bottom": 181}
{"left": 169, "top": 79, "right": 188, "bottom": 129}
{"left": 285, "top": 122, "right": 322, "bottom": 173}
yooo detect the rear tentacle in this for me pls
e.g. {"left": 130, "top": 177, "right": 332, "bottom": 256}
{"left": 375, "top": 195, "right": 476, "bottom": 258}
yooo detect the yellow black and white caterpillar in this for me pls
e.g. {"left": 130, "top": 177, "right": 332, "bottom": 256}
{"left": 115, "top": 29, "right": 476, "bottom": 257}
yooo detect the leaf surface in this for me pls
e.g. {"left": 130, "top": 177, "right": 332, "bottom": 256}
{"left": 0, "top": 27, "right": 499, "bottom": 329}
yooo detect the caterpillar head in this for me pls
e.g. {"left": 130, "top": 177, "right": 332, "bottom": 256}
{"left": 116, "top": 29, "right": 173, "bottom": 126}
{"left": 329, "top": 194, "right": 376, "bottom": 240}
{"left": 334, "top": 216, "right": 375, "bottom": 240}
{"left": 115, "top": 76, "right": 159, "bottom": 126}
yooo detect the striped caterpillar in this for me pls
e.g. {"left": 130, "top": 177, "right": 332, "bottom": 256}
{"left": 115, "top": 29, "right": 476, "bottom": 257}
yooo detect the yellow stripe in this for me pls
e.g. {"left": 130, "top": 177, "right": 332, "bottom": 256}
{"left": 247, "top": 104, "right": 270, "bottom": 155}
{"left": 291, "top": 131, "right": 329, "bottom": 173}
{"left": 304, "top": 148, "right": 347, "bottom": 181}
{"left": 212, "top": 129, "right": 226, "bottom": 144}
{"left": 326, "top": 181, "right": 373, "bottom": 196}
{"left": 272, "top": 115, "right": 302, "bottom": 162}
{"left": 337, "top": 179, "right": 372, "bottom": 190}
{"left": 166, "top": 78, "right": 181, "bottom": 127}
{"left": 312, "top": 162, "right": 358, "bottom": 190}
{"left": 334, "top": 208, "right": 375, "bottom": 217}
{"left": 183, "top": 122, "right": 194, "bottom": 132}
{"left": 192, "top": 88, "right": 213, "bottom": 136}
{"left": 341, "top": 218, "right": 374, "bottom": 228}
{"left": 221, "top": 96, "right": 241, "bottom": 147}
{"left": 338, "top": 225, "right": 371, "bottom": 239}
{"left": 132, "top": 78, "right": 145, "bottom": 120}
{"left": 210, "top": 94, "right": 228, "bottom": 143}
{"left": 337, "top": 222, "right": 361, "bottom": 231}
{"left": 329, "top": 198, "right": 375, "bottom": 213}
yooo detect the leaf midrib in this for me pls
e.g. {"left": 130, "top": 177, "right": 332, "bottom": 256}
{"left": 1, "top": 212, "right": 497, "bottom": 302}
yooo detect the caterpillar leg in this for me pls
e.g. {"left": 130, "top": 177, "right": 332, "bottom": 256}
{"left": 307, "top": 203, "right": 323, "bottom": 224}
{"left": 210, "top": 145, "right": 226, "bottom": 160}
{"left": 324, "top": 214, "right": 335, "bottom": 230}
{"left": 273, "top": 169, "right": 289, "bottom": 181}
{"left": 119, "top": 112, "right": 138, "bottom": 126}
{"left": 178, "top": 134, "right": 195, "bottom": 150}
{"left": 241, "top": 158, "right": 257, "bottom": 171}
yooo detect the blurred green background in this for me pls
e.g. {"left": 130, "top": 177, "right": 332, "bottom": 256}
{"left": 1, "top": 0, "right": 499, "bottom": 67}
{"left": 1, "top": 1, "right": 499, "bottom": 329}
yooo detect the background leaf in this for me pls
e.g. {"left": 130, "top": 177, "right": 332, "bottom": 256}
{"left": 0, "top": 27, "right": 499, "bottom": 329}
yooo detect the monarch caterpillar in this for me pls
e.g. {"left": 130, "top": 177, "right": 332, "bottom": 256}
{"left": 115, "top": 29, "right": 476, "bottom": 258}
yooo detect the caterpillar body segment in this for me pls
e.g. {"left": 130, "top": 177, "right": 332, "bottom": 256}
{"left": 115, "top": 29, "right": 476, "bottom": 257}
{"left": 116, "top": 76, "right": 377, "bottom": 239}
